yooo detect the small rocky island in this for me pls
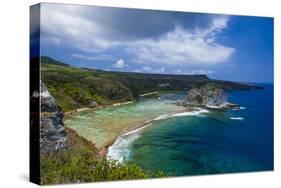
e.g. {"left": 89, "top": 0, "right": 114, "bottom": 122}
{"left": 186, "top": 83, "right": 239, "bottom": 109}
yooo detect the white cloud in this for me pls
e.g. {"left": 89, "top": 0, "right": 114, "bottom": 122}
{"left": 172, "top": 69, "right": 215, "bottom": 75}
{"left": 40, "top": 4, "right": 120, "bottom": 52}
{"left": 142, "top": 66, "right": 152, "bottom": 72}
{"left": 190, "top": 70, "right": 215, "bottom": 75}
{"left": 41, "top": 36, "right": 62, "bottom": 46}
{"left": 133, "top": 66, "right": 166, "bottom": 74}
{"left": 114, "top": 59, "right": 126, "bottom": 68}
{"left": 158, "top": 67, "right": 166, "bottom": 73}
{"left": 127, "top": 26, "right": 235, "bottom": 65}
{"left": 176, "top": 69, "right": 182, "bottom": 73}
{"left": 40, "top": 4, "right": 235, "bottom": 66}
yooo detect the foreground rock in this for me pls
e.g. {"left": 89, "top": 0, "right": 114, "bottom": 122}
{"left": 88, "top": 101, "right": 98, "bottom": 108}
{"left": 40, "top": 82, "right": 67, "bottom": 154}
{"left": 186, "top": 83, "right": 238, "bottom": 109}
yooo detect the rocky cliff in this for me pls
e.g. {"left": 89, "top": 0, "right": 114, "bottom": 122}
{"left": 40, "top": 82, "right": 67, "bottom": 154}
{"left": 187, "top": 83, "right": 238, "bottom": 109}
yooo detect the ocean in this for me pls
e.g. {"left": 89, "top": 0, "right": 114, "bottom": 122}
{"left": 108, "top": 84, "right": 274, "bottom": 175}
{"left": 65, "top": 84, "right": 273, "bottom": 176}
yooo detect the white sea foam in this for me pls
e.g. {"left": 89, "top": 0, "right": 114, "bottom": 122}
{"left": 232, "top": 106, "right": 246, "bottom": 111}
{"left": 154, "top": 114, "right": 171, "bottom": 120}
{"left": 230, "top": 117, "right": 244, "bottom": 120}
{"left": 107, "top": 123, "right": 152, "bottom": 163}
{"left": 107, "top": 134, "right": 139, "bottom": 163}
{"left": 107, "top": 108, "right": 209, "bottom": 163}
{"left": 154, "top": 109, "right": 209, "bottom": 120}
{"left": 171, "top": 109, "right": 209, "bottom": 117}
{"left": 123, "top": 123, "right": 153, "bottom": 136}
{"left": 113, "top": 101, "right": 133, "bottom": 107}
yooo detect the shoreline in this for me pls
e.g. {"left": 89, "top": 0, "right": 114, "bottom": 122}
{"left": 63, "top": 95, "right": 216, "bottom": 160}
{"left": 64, "top": 102, "right": 210, "bottom": 159}
{"left": 64, "top": 100, "right": 135, "bottom": 116}
{"left": 139, "top": 91, "right": 160, "bottom": 97}
{"left": 105, "top": 107, "right": 210, "bottom": 161}
{"left": 68, "top": 110, "right": 184, "bottom": 158}
{"left": 66, "top": 100, "right": 241, "bottom": 160}
{"left": 103, "top": 121, "right": 156, "bottom": 160}
{"left": 92, "top": 118, "right": 156, "bottom": 157}
{"left": 65, "top": 107, "right": 96, "bottom": 116}
{"left": 64, "top": 100, "right": 136, "bottom": 157}
{"left": 98, "top": 120, "right": 156, "bottom": 158}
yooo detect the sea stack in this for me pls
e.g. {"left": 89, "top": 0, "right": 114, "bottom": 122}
{"left": 186, "top": 83, "right": 238, "bottom": 109}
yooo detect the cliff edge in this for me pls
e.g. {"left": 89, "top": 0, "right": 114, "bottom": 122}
{"left": 40, "top": 82, "right": 67, "bottom": 154}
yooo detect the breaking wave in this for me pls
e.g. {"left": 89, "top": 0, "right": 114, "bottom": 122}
{"left": 230, "top": 117, "right": 244, "bottom": 120}
{"left": 154, "top": 109, "right": 208, "bottom": 120}
{"left": 106, "top": 123, "right": 152, "bottom": 163}
{"left": 232, "top": 106, "right": 246, "bottom": 111}
{"left": 107, "top": 108, "right": 209, "bottom": 163}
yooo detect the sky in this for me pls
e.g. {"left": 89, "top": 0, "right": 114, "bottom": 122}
{"left": 36, "top": 3, "right": 274, "bottom": 83}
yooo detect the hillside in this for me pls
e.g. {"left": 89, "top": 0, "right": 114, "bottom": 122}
{"left": 39, "top": 56, "right": 262, "bottom": 111}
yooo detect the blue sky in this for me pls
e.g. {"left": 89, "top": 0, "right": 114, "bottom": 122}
{"left": 38, "top": 3, "right": 273, "bottom": 83}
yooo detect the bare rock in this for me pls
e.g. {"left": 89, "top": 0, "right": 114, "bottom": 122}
{"left": 40, "top": 82, "right": 67, "bottom": 154}
{"left": 88, "top": 101, "right": 98, "bottom": 108}
{"left": 186, "top": 83, "right": 236, "bottom": 109}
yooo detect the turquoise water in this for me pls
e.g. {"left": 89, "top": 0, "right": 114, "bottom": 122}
{"left": 112, "top": 84, "right": 273, "bottom": 175}
{"left": 64, "top": 93, "right": 186, "bottom": 148}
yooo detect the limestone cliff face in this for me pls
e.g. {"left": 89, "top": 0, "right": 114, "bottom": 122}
{"left": 187, "top": 83, "right": 229, "bottom": 108}
{"left": 40, "top": 82, "right": 67, "bottom": 154}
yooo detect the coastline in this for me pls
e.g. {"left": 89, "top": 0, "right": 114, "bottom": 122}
{"left": 139, "top": 91, "right": 160, "bottom": 97}
{"left": 65, "top": 108, "right": 185, "bottom": 158}
{"left": 64, "top": 100, "right": 136, "bottom": 157}
{"left": 65, "top": 107, "right": 96, "bottom": 116}
{"left": 64, "top": 94, "right": 240, "bottom": 161}
{"left": 99, "top": 120, "right": 156, "bottom": 158}
{"left": 68, "top": 120, "right": 155, "bottom": 158}
{"left": 105, "top": 107, "right": 210, "bottom": 162}
{"left": 64, "top": 100, "right": 135, "bottom": 116}
{"left": 64, "top": 98, "right": 211, "bottom": 160}
{"left": 65, "top": 87, "right": 242, "bottom": 161}
{"left": 62, "top": 88, "right": 250, "bottom": 162}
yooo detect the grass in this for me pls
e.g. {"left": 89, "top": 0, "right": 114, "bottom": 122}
{"left": 40, "top": 149, "right": 166, "bottom": 184}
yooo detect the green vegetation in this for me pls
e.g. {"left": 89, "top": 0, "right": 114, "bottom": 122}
{"left": 40, "top": 56, "right": 262, "bottom": 111}
{"left": 40, "top": 128, "right": 166, "bottom": 185}
{"left": 41, "top": 149, "right": 166, "bottom": 184}
{"left": 41, "top": 57, "right": 133, "bottom": 111}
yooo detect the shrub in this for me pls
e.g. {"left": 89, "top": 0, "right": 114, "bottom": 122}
{"left": 40, "top": 148, "right": 167, "bottom": 185}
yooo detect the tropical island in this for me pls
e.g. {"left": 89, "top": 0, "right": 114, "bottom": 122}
{"left": 38, "top": 56, "right": 263, "bottom": 184}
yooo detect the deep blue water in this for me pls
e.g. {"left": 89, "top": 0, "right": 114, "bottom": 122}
{"left": 129, "top": 84, "right": 273, "bottom": 176}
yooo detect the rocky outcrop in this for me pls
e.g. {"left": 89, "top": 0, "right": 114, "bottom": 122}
{"left": 187, "top": 83, "right": 238, "bottom": 109}
{"left": 40, "top": 82, "right": 67, "bottom": 154}
{"left": 88, "top": 101, "right": 98, "bottom": 108}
